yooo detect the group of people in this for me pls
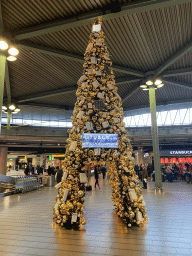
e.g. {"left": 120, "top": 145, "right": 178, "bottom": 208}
{"left": 24, "top": 164, "right": 43, "bottom": 176}
{"left": 135, "top": 164, "right": 154, "bottom": 180}
{"left": 24, "top": 165, "right": 63, "bottom": 183}
{"left": 135, "top": 162, "right": 192, "bottom": 183}
{"left": 161, "top": 163, "right": 192, "bottom": 182}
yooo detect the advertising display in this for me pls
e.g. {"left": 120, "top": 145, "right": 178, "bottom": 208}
{"left": 82, "top": 133, "right": 118, "bottom": 148}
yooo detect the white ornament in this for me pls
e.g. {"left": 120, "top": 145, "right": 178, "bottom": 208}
{"left": 91, "top": 57, "right": 97, "bottom": 64}
{"left": 80, "top": 173, "right": 87, "bottom": 183}
{"left": 92, "top": 24, "right": 101, "bottom": 32}
{"left": 128, "top": 188, "right": 137, "bottom": 201}
{"left": 92, "top": 80, "right": 100, "bottom": 88}
{"left": 69, "top": 141, "right": 77, "bottom": 151}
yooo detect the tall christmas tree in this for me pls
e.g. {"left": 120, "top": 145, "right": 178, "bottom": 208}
{"left": 53, "top": 18, "right": 148, "bottom": 228}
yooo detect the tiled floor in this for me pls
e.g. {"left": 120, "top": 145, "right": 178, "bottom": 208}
{"left": 0, "top": 177, "right": 192, "bottom": 256}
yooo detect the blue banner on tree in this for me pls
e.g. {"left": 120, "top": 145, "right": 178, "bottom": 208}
{"left": 82, "top": 133, "right": 118, "bottom": 148}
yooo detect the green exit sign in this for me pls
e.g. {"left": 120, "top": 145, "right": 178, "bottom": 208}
{"left": 49, "top": 155, "right": 52, "bottom": 161}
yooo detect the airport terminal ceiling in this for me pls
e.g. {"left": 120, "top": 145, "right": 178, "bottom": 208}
{"left": 1, "top": 0, "right": 192, "bottom": 114}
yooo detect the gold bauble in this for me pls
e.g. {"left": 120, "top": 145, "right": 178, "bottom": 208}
{"left": 83, "top": 116, "right": 88, "bottom": 121}
{"left": 129, "top": 182, "right": 135, "bottom": 188}
{"left": 81, "top": 219, "right": 87, "bottom": 225}
{"left": 78, "top": 190, "right": 84, "bottom": 197}
{"left": 67, "top": 202, "right": 74, "bottom": 210}
{"left": 77, "top": 202, "right": 82, "bottom": 208}
{"left": 129, "top": 211, "right": 135, "bottom": 219}
{"left": 92, "top": 116, "right": 97, "bottom": 121}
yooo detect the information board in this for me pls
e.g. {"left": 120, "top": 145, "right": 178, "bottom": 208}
{"left": 82, "top": 133, "right": 118, "bottom": 148}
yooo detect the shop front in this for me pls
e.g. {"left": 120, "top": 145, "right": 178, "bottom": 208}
{"left": 160, "top": 149, "right": 192, "bottom": 164}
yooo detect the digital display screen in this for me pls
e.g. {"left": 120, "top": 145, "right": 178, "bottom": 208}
{"left": 82, "top": 133, "right": 118, "bottom": 148}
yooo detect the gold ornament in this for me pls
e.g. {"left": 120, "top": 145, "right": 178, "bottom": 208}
{"left": 78, "top": 190, "right": 84, "bottom": 197}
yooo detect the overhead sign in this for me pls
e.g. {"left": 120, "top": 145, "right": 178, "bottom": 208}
{"left": 170, "top": 150, "right": 192, "bottom": 155}
{"left": 160, "top": 150, "right": 192, "bottom": 156}
{"left": 49, "top": 155, "right": 52, "bottom": 161}
{"left": 82, "top": 133, "right": 118, "bottom": 148}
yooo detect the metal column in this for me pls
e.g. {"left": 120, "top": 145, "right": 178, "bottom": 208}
{"left": 0, "top": 146, "right": 8, "bottom": 175}
{"left": 149, "top": 86, "right": 162, "bottom": 189}
{"left": 7, "top": 110, "right": 11, "bottom": 129}
{"left": 0, "top": 53, "right": 6, "bottom": 134}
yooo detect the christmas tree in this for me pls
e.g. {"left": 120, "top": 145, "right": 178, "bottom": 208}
{"left": 53, "top": 18, "right": 148, "bottom": 228}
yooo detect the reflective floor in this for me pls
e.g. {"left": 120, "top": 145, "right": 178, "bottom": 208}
{"left": 0, "top": 177, "right": 192, "bottom": 256}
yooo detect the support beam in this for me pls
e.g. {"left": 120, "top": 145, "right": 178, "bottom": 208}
{"left": 154, "top": 40, "right": 192, "bottom": 78}
{"left": 122, "top": 85, "right": 140, "bottom": 103}
{"left": 0, "top": 0, "right": 3, "bottom": 35}
{"left": 17, "top": 42, "right": 144, "bottom": 77}
{"left": 18, "top": 102, "right": 71, "bottom": 110}
{"left": 0, "top": 0, "right": 6, "bottom": 135}
{"left": 13, "top": 0, "right": 191, "bottom": 40}
{"left": 163, "top": 78, "right": 192, "bottom": 89}
{"left": 112, "top": 65, "right": 144, "bottom": 77}
{"left": 0, "top": 54, "right": 6, "bottom": 134}
{"left": 162, "top": 67, "right": 192, "bottom": 77}
{"left": 7, "top": 110, "right": 11, "bottom": 130}
{"left": 149, "top": 86, "right": 162, "bottom": 190}
{"left": 16, "top": 86, "right": 78, "bottom": 102}
{"left": 9, "top": 77, "right": 140, "bottom": 103}
{"left": 4, "top": 61, "right": 11, "bottom": 103}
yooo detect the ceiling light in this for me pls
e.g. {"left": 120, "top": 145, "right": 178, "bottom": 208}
{"left": 140, "top": 85, "right": 147, "bottom": 89}
{"left": 143, "top": 88, "right": 149, "bottom": 91}
{"left": 157, "top": 84, "right": 164, "bottom": 88}
{"left": 7, "top": 56, "right": 17, "bottom": 61}
{"left": 9, "top": 104, "right": 16, "bottom": 110}
{"left": 12, "top": 111, "right": 17, "bottom": 114}
{"left": 146, "top": 80, "right": 153, "bottom": 86}
{"left": 0, "top": 40, "right": 8, "bottom": 50}
{"left": 2, "top": 105, "right": 7, "bottom": 110}
{"left": 15, "top": 108, "right": 20, "bottom": 112}
{"left": 155, "top": 79, "right": 162, "bottom": 85}
{"left": 8, "top": 47, "right": 19, "bottom": 56}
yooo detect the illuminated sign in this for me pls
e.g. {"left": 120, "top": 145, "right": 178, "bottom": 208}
{"left": 49, "top": 155, "right": 52, "bottom": 160}
{"left": 170, "top": 150, "right": 192, "bottom": 155}
{"left": 82, "top": 133, "right": 118, "bottom": 148}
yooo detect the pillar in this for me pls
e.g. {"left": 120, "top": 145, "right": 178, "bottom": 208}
{"left": 138, "top": 148, "right": 145, "bottom": 166}
{"left": 134, "top": 149, "right": 144, "bottom": 166}
{"left": 149, "top": 86, "right": 162, "bottom": 189}
{"left": 0, "top": 53, "right": 6, "bottom": 134}
{"left": 32, "top": 156, "right": 38, "bottom": 166}
{"left": 7, "top": 110, "right": 11, "bottom": 129}
{"left": 0, "top": 146, "right": 8, "bottom": 175}
{"left": 40, "top": 155, "right": 44, "bottom": 166}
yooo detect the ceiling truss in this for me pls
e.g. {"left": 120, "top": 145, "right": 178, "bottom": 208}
{"left": 2, "top": 0, "right": 192, "bottom": 110}
{"left": 12, "top": 0, "right": 192, "bottom": 40}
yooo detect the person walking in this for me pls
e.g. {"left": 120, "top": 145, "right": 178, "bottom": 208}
{"left": 24, "top": 165, "right": 29, "bottom": 176}
{"left": 142, "top": 166, "right": 148, "bottom": 189}
{"left": 101, "top": 165, "right": 107, "bottom": 179}
{"left": 94, "top": 164, "right": 100, "bottom": 189}
{"left": 55, "top": 167, "right": 63, "bottom": 183}
{"left": 48, "top": 166, "right": 52, "bottom": 176}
